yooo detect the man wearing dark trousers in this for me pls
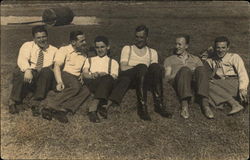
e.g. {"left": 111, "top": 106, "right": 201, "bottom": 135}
{"left": 164, "top": 34, "right": 214, "bottom": 119}
{"left": 44, "top": 31, "right": 90, "bottom": 123}
{"left": 8, "top": 25, "right": 58, "bottom": 116}
{"left": 117, "top": 25, "right": 172, "bottom": 121}
{"left": 82, "top": 36, "right": 119, "bottom": 123}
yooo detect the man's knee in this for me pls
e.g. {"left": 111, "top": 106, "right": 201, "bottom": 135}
{"left": 177, "top": 67, "right": 192, "bottom": 76}
{"left": 135, "top": 64, "right": 148, "bottom": 76}
{"left": 194, "top": 66, "right": 207, "bottom": 76}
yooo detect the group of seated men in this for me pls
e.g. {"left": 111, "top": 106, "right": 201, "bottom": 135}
{"left": 8, "top": 25, "right": 249, "bottom": 123}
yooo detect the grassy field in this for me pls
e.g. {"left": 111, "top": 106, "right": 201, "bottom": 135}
{"left": 1, "top": 1, "right": 249, "bottom": 160}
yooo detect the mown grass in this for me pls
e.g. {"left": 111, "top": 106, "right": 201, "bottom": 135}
{"left": 1, "top": 2, "right": 249, "bottom": 160}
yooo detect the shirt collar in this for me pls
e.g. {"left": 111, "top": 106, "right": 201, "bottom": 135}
{"left": 33, "top": 41, "right": 49, "bottom": 52}
{"left": 69, "top": 44, "right": 82, "bottom": 55}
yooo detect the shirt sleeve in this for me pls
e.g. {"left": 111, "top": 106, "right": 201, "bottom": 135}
{"left": 111, "top": 59, "right": 119, "bottom": 77}
{"left": 54, "top": 47, "right": 67, "bottom": 65}
{"left": 150, "top": 48, "right": 158, "bottom": 64}
{"left": 120, "top": 46, "right": 130, "bottom": 63}
{"left": 164, "top": 57, "right": 172, "bottom": 69}
{"left": 232, "top": 54, "right": 249, "bottom": 90}
{"left": 17, "top": 42, "right": 32, "bottom": 72}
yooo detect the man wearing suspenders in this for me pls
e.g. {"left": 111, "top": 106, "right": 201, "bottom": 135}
{"left": 82, "top": 36, "right": 119, "bottom": 123}
{"left": 43, "top": 31, "right": 90, "bottom": 123}
{"left": 118, "top": 25, "right": 172, "bottom": 121}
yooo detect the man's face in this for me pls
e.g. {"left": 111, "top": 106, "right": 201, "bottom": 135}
{"left": 135, "top": 30, "right": 147, "bottom": 49}
{"left": 95, "top": 41, "right": 109, "bottom": 57}
{"left": 175, "top": 37, "right": 188, "bottom": 55}
{"left": 215, "top": 42, "right": 229, "bottom": 58}
{"left": 34, "top": 32, "right": 48, "bottom": 49}
{"left": 72, "top": 35, "right": 88, "bottom": 53}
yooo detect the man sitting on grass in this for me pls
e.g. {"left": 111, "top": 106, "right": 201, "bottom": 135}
{"left": 43, "top": 31, "right": 90, "bottom": 123}
{"left": 82, "top": 36, "right": 119, "bottom": 123}
{"left": 8, "top": 25, "right": 58, "bottom": 116}
{"left": 164, "top": 34, "right": 214, "bottom": 119}
{"left": 204, "top": 36, "right": 249, "bottom": 115}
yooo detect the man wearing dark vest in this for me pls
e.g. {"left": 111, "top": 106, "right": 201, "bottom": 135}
{"left": 82, "top": 36, "right": 119, "bottom": 123}
{"left": 113, "top": 25, "right": 172, "bottom": 121}
{"left": 8, "top": 25, "right": 58, "bottom": 116}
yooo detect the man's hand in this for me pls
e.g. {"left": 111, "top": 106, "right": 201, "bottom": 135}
{"left": 111, "top": 74, "right": 118, "bottom": 79}
{"left": 98, "top": 72, "right": 107, "bottom": 77}
{"left": 91, "top": 72, "right": 99, "bottom": 79}
{"left": 56, "top": 82, "right": 65, "bottom": 91}
{"left": 24, "top": 69, "right": 33, "bottom": 83}
{"left": 239, "top": 89, "right": 248, "bottom": 103}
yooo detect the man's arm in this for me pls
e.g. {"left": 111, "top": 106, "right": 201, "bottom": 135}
{"left": 120, "top": 46, "right": 133, "bottom": 71}
{"left": 233, "top": 54, "right": 249, "bottom": 103}
{"left": 17, "top": 42, "right": 34, "bottom": 83}
{"left": 53, "top": 62, "right": 65, "bottom": 91}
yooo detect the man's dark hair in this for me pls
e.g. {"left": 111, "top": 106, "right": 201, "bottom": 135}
{"left": 176, "top": 34, "right": 190, "bottom": 45}
{"left": 32, "top": 25, "right": 48, "bottom": 37}
{"left": 214, "top": 36, "right": 230, "bottom": 46}
{"left": 70, "top": 31, "right": 84, "bottom": 41}
{"left": 94, "top": 36, "right": 109, "bottom": 46}
{"left": 135, "top": 25, "right": 149, "bottom": 36}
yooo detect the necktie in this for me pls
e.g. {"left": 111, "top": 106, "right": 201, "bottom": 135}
{"left": 35, "top": 49, "right": 44, "bottom": 71}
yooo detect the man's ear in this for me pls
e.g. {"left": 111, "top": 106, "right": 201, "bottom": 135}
{"left": 107, "top": 45, "right": 110, "bottom": 50}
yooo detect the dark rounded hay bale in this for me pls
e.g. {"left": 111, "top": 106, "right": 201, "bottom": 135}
{"left": 42, "top": 7, "right": 74, "bottom": 26}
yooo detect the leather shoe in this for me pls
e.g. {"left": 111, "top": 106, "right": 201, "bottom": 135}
{"left": 98, "top": 105, "right": 108, "bottom": 119}
{"left": 88, "top": 111, "right": 100, "bottom": 123}
{"left": 31, "top": 105, "right": 40, "bottom": 117}
{"left": 202, "top": 105, "right": 214, "bottom": 119}
{"left": 52, "top": 110, "right": 69, "bottom": 123}
{"left": 137, "top": 104, "right": 151, "bottom": 121}
{"left": 180, "top": 105, "right": 189, "bottom": 119}
{"left": 154, "top": 103, "right": 172, "bottom": 118}
{"left": 41, "top": 108, "right": 53, "bottom": 121}
{"left": 228, "top": 105, "right": 244, "bottom": 115}
{"left": 9, "top": 104, "right": 19, "bottom": 114}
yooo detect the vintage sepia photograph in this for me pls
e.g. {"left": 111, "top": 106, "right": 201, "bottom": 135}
{"left": 1, "top": 1, "right": 249, "bottom": 160}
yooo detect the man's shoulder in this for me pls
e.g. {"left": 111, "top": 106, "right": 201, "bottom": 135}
{"left": 21, "top": 41, "right": 35, "bottom": 47}
{"left": 48, "top": 44, "right": 58, "bottom": 51}
{"left": 148, "top": 47, "right": 157, "bottom": 54}
{"left": 165, "top": 55, "right": 177, "bottom": 61}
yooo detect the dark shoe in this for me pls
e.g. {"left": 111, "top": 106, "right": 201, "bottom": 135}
{"left": 137, "top": 104, "right": 151, "bottom": 121}
{"left": 202, "top": 105, "right": 214, "bottom": 119}
{"left": 52, "top": 110, "right": 69, "bottom": 123}
{"left": 9, "top": 104, "right": 19, "bottom": 114}
{"left": 31, "top": 105, "right": 40, "bottom": 117}
{"left": 41, "top": 108, "right": 53, "bottom": 121}
{"left": 88, "top": 111, "right": 101, "bottom": 123}
{"left": 98, "top": 105, "right": 108, "bottom": 119}
{"left": 154, "top": 103, "right": 172, "bottom": 118}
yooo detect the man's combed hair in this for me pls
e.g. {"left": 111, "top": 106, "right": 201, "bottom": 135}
{"left": 94, "top": 36, "right": 109, "bottom": 46}
{"left": 135, "top": 25, "right": 149, "bottom": 36}
{"left": 214, "top": 36, "right": 230, "bottom": 46}
{"left": 32, "top": 25, "right": 48, "bottom": 37}
{"left": 70, "top": 31, "right": 84, "bottom": 41}
{"left": 176, "top": 34, "right": 190, "bottom": 45}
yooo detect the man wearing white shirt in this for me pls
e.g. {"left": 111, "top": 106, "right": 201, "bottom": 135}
{"left": 82, "top": 36, "right": 119, "bottom": 123}
{"left": 205, "top": 36, "right": 249, "bottom": 115}
{"left": 44, "top": 31, "right": 90, "bottom": 123}
{"left": 119, "top": 25, "right": 172, "bottom": 121}
{"left": 9, "top": 25, "right": 58, "bottom": 115}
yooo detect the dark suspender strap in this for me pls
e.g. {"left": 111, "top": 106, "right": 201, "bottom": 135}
{"left": 148, "top": 46, "right": 152, "bottom": 64}
{"left": 108, "top": 58, "right": 112, "bottom": 74}
{"left": 88, "top": 58, "right": 91, "bottom": 72}
{"left": 127, "top": 45, "right": 132, "bottom": 65}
